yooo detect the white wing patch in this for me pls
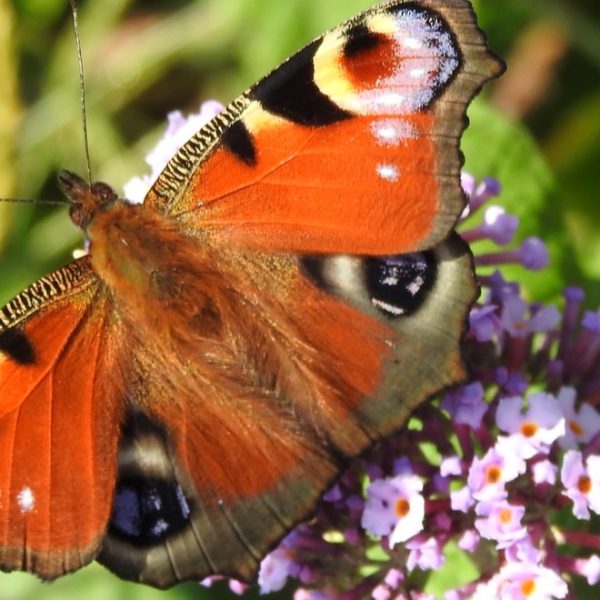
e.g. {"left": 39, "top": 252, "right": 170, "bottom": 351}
{"left": 17, "top": 486, "right": 35, "bottom": 513}
{"left": 377, "top": 163, "right": 400, "bottom": 182}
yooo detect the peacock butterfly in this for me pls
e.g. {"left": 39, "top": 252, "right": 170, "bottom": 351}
{"left": 0, "top": 0, "right": 503, "bottom": 589}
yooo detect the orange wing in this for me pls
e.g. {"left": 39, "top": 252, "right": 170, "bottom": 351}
{"left": 0, "top": 259, "right": 125, "bottom": 577}
{"left": 146, "top": 0, "right": 503, "bottom": 255}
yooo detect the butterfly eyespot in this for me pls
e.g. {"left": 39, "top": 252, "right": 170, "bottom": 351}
{"left": 300, "top": 251, "right": 437, "bottom": 320}
{"left": 109, "top": 477, "right": 192, "bottom": 545}
{"left": 342, "top": 23, "right": 383, "bottom": 58}
{"left": 365, "top": 252, "right": 436, "bottom": 319}
{"left": 0, "top": 328, "right": 36, "bottom": 365}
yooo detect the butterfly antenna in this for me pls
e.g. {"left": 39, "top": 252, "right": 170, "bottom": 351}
{"left": 69, "top": 0, "right": 93, "bottom": 188}
{"left": 0, "top": 198, "right": 68, "bottom": 206}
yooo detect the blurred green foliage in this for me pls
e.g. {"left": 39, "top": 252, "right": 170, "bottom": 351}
{"left": 0, "top": 0, "right": 599, "bottom": 598}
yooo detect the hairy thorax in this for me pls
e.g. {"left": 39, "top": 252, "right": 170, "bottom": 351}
{"left": 87, "top": 201, "right": 229, "bottom": 344}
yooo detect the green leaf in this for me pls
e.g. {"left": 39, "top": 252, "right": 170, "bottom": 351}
{"left": 424, "top": 541, "right": 479, "bottom": 598}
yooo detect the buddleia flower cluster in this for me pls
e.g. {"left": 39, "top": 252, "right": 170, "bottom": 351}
{"left": 129, "top": 104, "right": 600, "bottom": 600}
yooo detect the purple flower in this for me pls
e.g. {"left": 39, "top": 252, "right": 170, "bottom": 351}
{"left": 123, "top": 100, "right": 224, "bottom": 203}
{"left": 405, "top": 536, "right": 445, "bottom": 572}
{"left": 531, "top": 460, "right": 557, "bottom": 485}
{"left": 495, "top": 393, "right": 565, "bottom": 459}
{"left": 475, "top": 500, "right": 528, "bottom": 548}
{"left": 384, "top": 568, "right": 404, "bottom": 589}
{"left": 440, "top": 456, "right": 462, "bottom": 477}
{"left": 504, "top": 538, "right": 541, "bottom": 565}
{"left": 560, "top": 450, "right": 600, "bottom": 519}
{"left": 461, "top": 175, "right": 502, "bottom": 214}
{"left": 556, "top": 387, "right": 600, "bottom": 449}
{"left": 371, "top": 584, "right": 392, "bottom": 600}
{"left": 473, "top": 561, "right": 568, "bottom": 599}
{"left": 469, "top": 305, "right": 502, "bottom": 342}
{"left": 441, "top": 382, "right": 488, "bottom": 429}
{"left": 467, "top": 447, "right": 525, "bottom": 503}
{"left": 361, "top": 474, "right": 425, "bottom": 545}
{"left": 258, "top": 545, "right": 297, "bottom": 594}
{"left": 501, "top": 296, "right": 561, "bottom": 337}
{"left": 495, "top": 369, "right": 529, "bottom": 395}
{"left": 482, "top": 206, "right": 518, "bottom": 245}
{"left": 581, "top": 555, "right": 600, "bottom": 585}
{"left": 450, "top": 485, "right": 475, "bottom": 513}
{"left": 519, "top": 237, "right": 550, "bottom": 270}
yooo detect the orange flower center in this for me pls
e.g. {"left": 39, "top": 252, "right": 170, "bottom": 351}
{"left": 520, "top": 421, "right": 538, "bottom": 438}
{"left": 485, "top": 465, "right": 502, "bottom": 484}
{"left": 499, "top": 508, "right": 513, "bottom": 524}
{"left": 569, "top": 420, "right": 584, "bottom": 436}
{"left": 521, "top": 578, "right": 536, "bottom": 596}
{"left": 395, "top": 498, "right": 410, "bottom": 518}
{"left": 578, "top": 475, "right": 592, "bottom": 494}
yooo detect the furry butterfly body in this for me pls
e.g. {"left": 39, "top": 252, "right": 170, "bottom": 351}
{"left": 0, "top": 0, "right": 503, "bottom": 588}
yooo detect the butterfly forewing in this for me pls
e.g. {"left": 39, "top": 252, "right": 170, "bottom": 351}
{"left": 146, "top": 0, "right": 502, "bottom": 255}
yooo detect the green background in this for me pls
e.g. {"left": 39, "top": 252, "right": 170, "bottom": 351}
{"left": 0, "top": 0, "right": 599, "bottom": 598}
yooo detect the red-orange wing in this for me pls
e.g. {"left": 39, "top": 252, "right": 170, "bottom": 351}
{"left": 0, "top": 258, "right": 125, "bottom": 577}
{"left": 145, "top": 0, "right": 503, "bottom": 255}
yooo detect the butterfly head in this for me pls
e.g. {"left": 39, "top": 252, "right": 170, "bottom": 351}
{"left": 58, "top": 169, "right": 118, "bottom": 230}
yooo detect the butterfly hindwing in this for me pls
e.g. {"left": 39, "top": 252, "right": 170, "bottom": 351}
{"left": 0, "top": 259, "right": 125, "bottom": 577}
{"left": 95, "top": 233, "right": 475, "bottom": 588}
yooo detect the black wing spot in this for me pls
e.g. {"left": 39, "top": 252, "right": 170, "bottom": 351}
{"left": 299, "top": 256, "right": 331, "bottom": 293}
{"left": 365, "top": 252, "right": 437, "bottom": 319}
{"left": 221, "top": 120, "right": 257, "bottom": 166}
{"left": 250, "top": 40, "right": 352, "bottom": 126}
{"left": 108, "top": 476, "right": 193, "bottom": 546}
{"left": 0, "top": 328, "right": 36, "bottom": 365}
{"left": 343, "top": 22, "right": 382, "bottom": 57}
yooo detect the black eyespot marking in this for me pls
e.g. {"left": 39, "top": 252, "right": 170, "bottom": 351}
{"left": 109, "top": 476, "right": 193, "bottom": 546}
{"left": 221, "top": 120, "right": 257, "bottom": 166}
{"left": 365, "top": 252, "right": 437, "bottom": 319}
{"left": 250, "top": 40, "right": 352, "bottom": 126}
{"left": 343, "top": 23, "right": 383, "bottom": 57}
{"left": 0, "top": 328, "right": 36, "bottom": 365}
{"left": 299, "top": 256, "right": 330, "bottom": 293}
